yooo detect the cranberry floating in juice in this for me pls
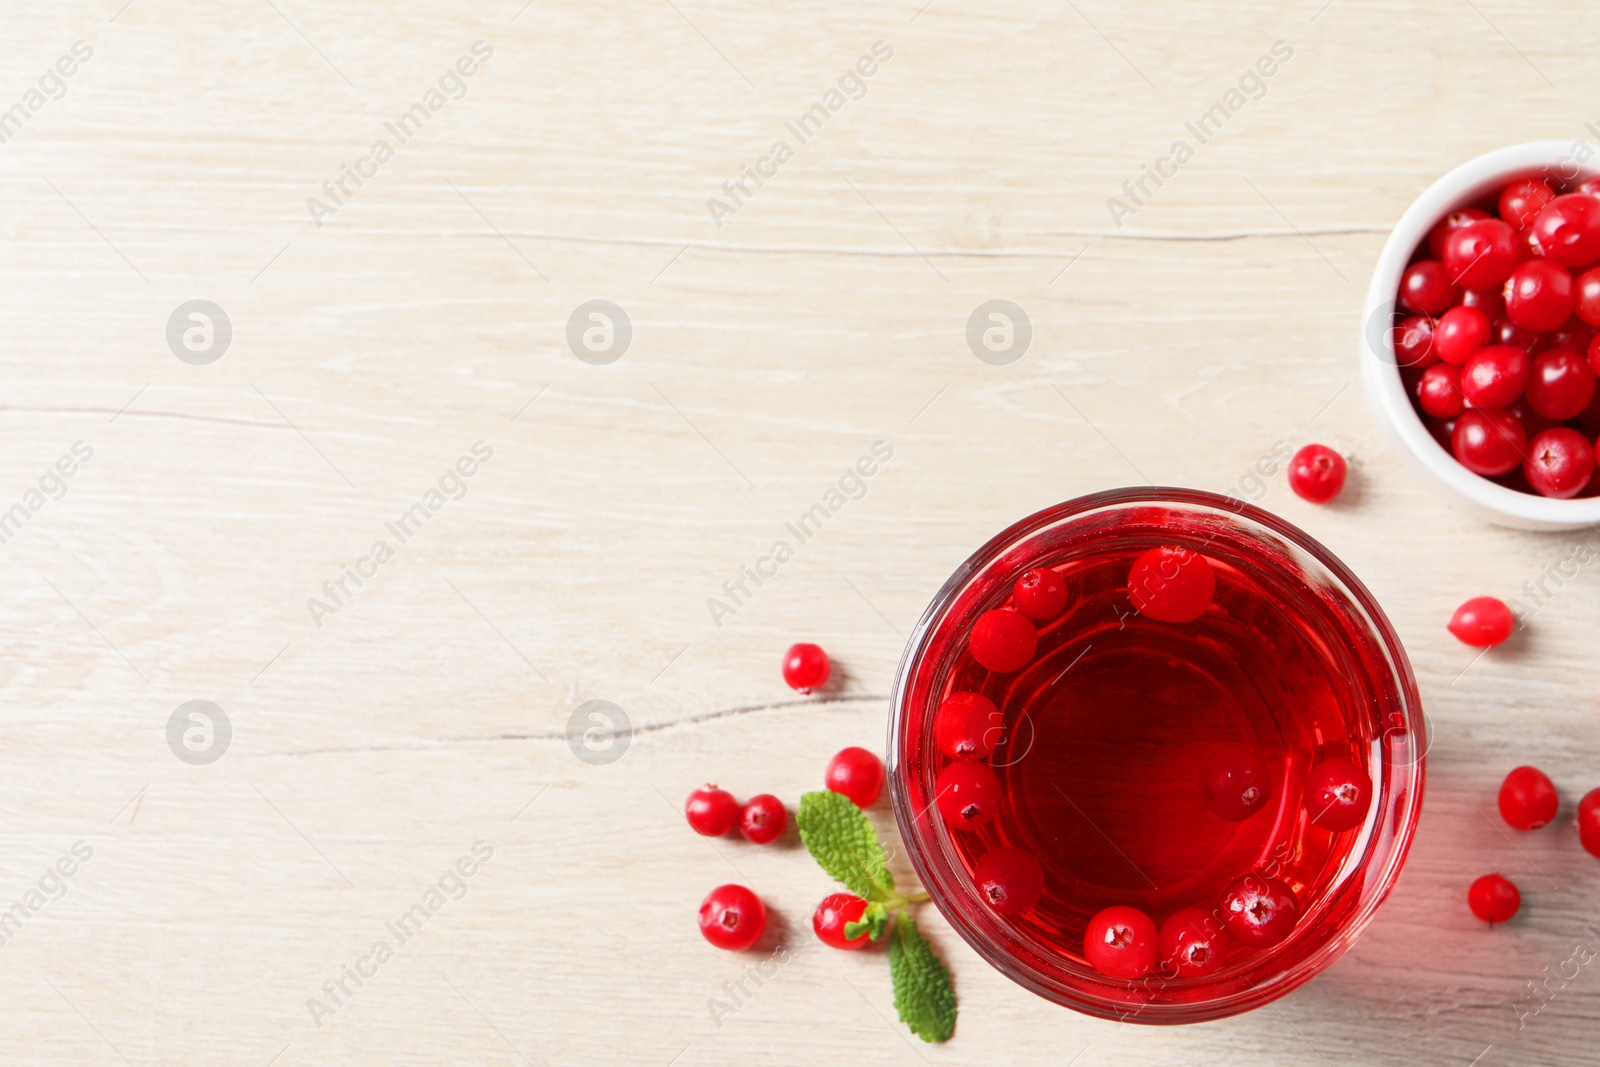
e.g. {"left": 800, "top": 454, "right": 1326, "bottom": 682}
{"left": 888, "top": 490, "right": 1424, "bottom": 1023}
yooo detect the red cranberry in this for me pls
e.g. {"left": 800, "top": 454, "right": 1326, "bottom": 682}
{"left": 1158, "top": 906, "right": 1230, "bottom": 979}
{"left": 699, "top": 884, "right": 766, "bottom": 950}
{"left": 1434, "top": 305, "right": 1490, "bottom": 365}
{"left": 739, "top": 794, "right": 788, "bottom": 844}
{"left": 1504, "top": 259, "right": 1575, "bottom": 332}
{"left": 1198, "top": 744, "right": 1273, "bottom": 821}
{"left": 934, "top": 760, "right": 1001, "bottom": 829}
{"left": 1499, "top": 178, "right": 1557, "bottom": 229}
{"left": 1575, "top": 268, "right": 1600, "bottom": 327}
{"left": 813, "top": 892, "right": 870, "bottom": 950}
{"left": 1461, "top": 286, "right": 1505, "bottom": 320}
{"left": 1500, "top": 765, "right": 1559, "bottom": 830}
{"left": 1084, "top": 905, "right": 1158, "bottom": 979}
{"left": 1443, "top": 218, "right": 1520, "bottom": 288}
{"left": 1526, "top": 428, "right": 1596, "bottom": 498}
{"left": 1467, "top": 873, "right": 1521, "bottom": 925}
{"left": 686, "top": 785, "right": 741, "bottom": 836}
{"left": 934, "top": 691, "right": 999, "bottom": 760}
{"left": 1447, "top": 596, "right": 1514, "bottom": 647}
{"left": 1491, "top": 315, "right": 1547, "bottom": 355}
{"left": 1459, "top": 345, "right": 1530, "bottom": 409}
{"left": 1399, "top": 259, "right": 1458, "bottom": 315}
{"left": 1128, "top": 545, "right": 1215, "bottom": 624}
{"left": 1530, "top": 193, "right": 1600, "bottom": 268}
{"left": 1581, "top": 177, "right": 1600, "bottom": 198}
{"left": 1550, "top": 314, "right": 1597, "bottom": 352}
{"left": 1525, "top": 347, "right": 1595, "bottom": 420}
{"left": 1013, "top": 567, "right": 1068, "bottom": 621}
{"left": 1394, "top": 314, "right": 1438, "bottom": 368}
{"left": 1577, "top": 788, "right": 1600, "bottom": 858}
{"left": 1220, "top": 873, "right": 1299, "bottom": 947}
{"left": 973, "top": 846, "right": 1044, "bottom": 916}
{"left": 782, "top": 643, "right": 830, "bottom": 693}
{"left": 1523, "top": 224, "right": 1548, "bottom": 260}
{"left": 825, "top": 747, "right": 884, "bottom": 808}
{"left": 1304, "top": 758, "right": 1373, "bottom": 831}
{"left": 1287, "top": 444, "right": 1347, "bottom": 504}
{"left": 1428, "top": 208, "right": 1491, "bottom": 258}
{"left": 969, "top": 609, "right": 1036, "bottom": 672}
{"left": 1417, "top": 363, "right": 1465, "bottom": 418}
{"left": 1452, "top": 408, "right": 1527, "bottom": 476}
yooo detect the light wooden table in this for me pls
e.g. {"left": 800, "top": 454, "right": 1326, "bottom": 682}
{"left": 4, "top": 1, "right": 1600, "bottom": 1064}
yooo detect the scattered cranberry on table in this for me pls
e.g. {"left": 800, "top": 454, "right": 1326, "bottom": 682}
{"left": 1446, "top": 596, "right": 1515, "bottom": 648}
{"left": 739, "top": 794, "right": 788, "bottom": 844}
{"left": 1467, "top": 873, "right": 1521, "bottom": 925}
{"left": 1499, "top": 766, "right": 1559, "bottom": 831}
{"left": 1578, "top": 789, "right": 1600, "bottom": 858}
{"left": 685, "top": 785, "right": 741, "bottom": 837}
{"left": 972, "top": 846, "right": 1044, "bottom": 917}
{"left": 782, "top": 642, "right": 831, "bottom": 693}
{"left": 699, "top": 884, "right": 767, "bottom": 950}
{"left": 813, "top": 892, "right": 871, "bottom": 950}
{"left": 968, "top": 608, "right": 1037, "bottom": 672}
{"left": 1287, "top": 444, "right": 1347, "bottom": 504}
{"left": 933, "top": 691, "right": 999, "bottom": 760}
{"left": 825, "top": 746, "right": 885, "bottom": 808}
{"left": 1084, "top": 905, "right": 1158, "bottom": 979}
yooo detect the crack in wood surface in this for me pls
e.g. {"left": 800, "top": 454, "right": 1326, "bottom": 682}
{"left": 278, "top": 693, "right": 889, "bottom": 758}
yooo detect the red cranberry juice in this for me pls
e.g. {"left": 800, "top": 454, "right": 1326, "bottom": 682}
{"left": 937, "top": 530, "right": 1380, "bottom": 971}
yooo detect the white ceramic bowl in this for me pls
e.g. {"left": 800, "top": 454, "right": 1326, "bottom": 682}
{"left": 1361, "top": 140, "right": 1600, "bottom": 530}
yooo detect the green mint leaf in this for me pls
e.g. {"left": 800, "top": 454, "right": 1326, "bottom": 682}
{"left": 889, "top": 912, "right": 956, "bottom": 1043}
{"left": 844, "top": 902, "right": 890, "bottom": 943}
{"left": 796, "top": 790, "right": 895, "bottom": 902}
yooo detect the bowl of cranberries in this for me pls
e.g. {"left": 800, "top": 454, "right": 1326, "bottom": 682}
{"left": 1363, "top": 141, "right": 1600, "bottom": 528}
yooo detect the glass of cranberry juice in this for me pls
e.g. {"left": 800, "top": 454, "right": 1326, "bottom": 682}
{"left": 888, "top": 489, "right": 1425, "bottom": 1023}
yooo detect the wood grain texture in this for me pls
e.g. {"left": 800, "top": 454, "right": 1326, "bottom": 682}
{"left": 3, "top": 1, "right": 1600, "bottom": 1063}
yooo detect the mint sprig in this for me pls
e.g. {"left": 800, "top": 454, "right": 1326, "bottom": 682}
{"left": 796, "top": 789, "right": 895, "bottom": 902}
{"left": 844, "top": 900, "right": 890, "bottom": 942}
{"left": 889, "top": 912, "right": 957, "bottom": 1042}
{"left": 796, "top": 789, "right": 956, "bottom": 1043}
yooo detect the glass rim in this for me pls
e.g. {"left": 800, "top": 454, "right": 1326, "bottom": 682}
{"left": 886, "top": 486, "right": 1427, "bottom": 1023}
